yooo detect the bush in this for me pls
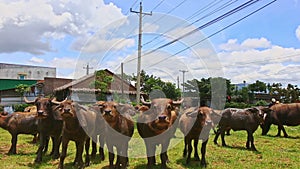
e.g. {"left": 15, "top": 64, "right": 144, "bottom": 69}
{"left": 12, "top": 103, "right": 30, "bottom": 112}
{"left": 225, "top": 102, "right": 251, "bottom": 109}
{"left": 255, "top": 100, "right": 268, "bottom": 106}
{"left": 0, "top": 105, "right": 3, "bottom": 112}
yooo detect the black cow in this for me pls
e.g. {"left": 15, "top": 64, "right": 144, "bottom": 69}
{"left": 214, "top": 107, "right": 269, "bottom": 151}
{"left": 24, "top": 97, "right": 63, "bottom": 163}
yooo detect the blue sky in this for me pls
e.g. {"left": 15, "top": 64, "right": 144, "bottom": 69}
{"left": 0, "top": 0, "right": 300, "bottom": 86}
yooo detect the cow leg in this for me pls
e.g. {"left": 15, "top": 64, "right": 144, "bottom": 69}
{"left": 213, "top": 128, "right": 220, "bottom": 145}
{"left": 58, "top": 138, "right": 69, "bottom": 169}
{"left": 91, "top": 140, "right": 97, "bottom": 159}
{"left": 194, "top": 139, "right": 200, "bottom": 161}
{"left": 246, "top": 131, "right": 250, "bottom": 149}
{"left": 44, "top": 136, "right": 50, "bottom": 154}
{"left": 200, "top": 140, "right": 208, "bottom": 168}
{"left": 145, "top": 142, "right": 156, "bottom": 169}
{"left": 52, "top": 136, "right": 61, "bottom": 159}
{"left": 99, "top": 135, "right": 105, "bottom": 161}
{"left": 220, "top": 129, "right": 227, "bottom": 147}
{"left": 75, "top": 141, "right": 85, "bottom": 169}
{"left": 9, "top": 133, "right": 17, "bottom": 154}
{"left": 183, "top": 137, "right": 187, "bottom": 157}
{"left": 161, "top": 140, "right": 170, "bottom": 169}
{"left": 107, "top": 144, "right": 115, "bottom": 169}
{"left": 278, "top": 124, "right": 288, "bottom": 138}
{"left": 35, "top": 134, "right": 47, "bottom": 163}
{"left": 247, "top": 131, "right": 257, "bottom": 151}
{"left": 186, "top": 138, "right": 192, "bottom": 165}
{"left": 85, "top": 138, "right": 91, "bottom": 167}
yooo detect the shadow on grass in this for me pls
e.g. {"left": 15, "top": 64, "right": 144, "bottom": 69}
{"left": 262, "top": 134, "right": 300, "bottom": 139}
{"left": 26, "top": 154, "right": 56, "bottom": 169}
{"left": 214, "top": 144, "right": 262, "bottom": 154}
{"left": 175, "top": 156, "right": 209, "bottom": 169}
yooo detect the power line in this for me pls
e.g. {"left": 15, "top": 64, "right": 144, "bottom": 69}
{"left": 142, "top": 0, "right": 238, "bottom": 48}
{"left": 151, "top": 0, "right": 166, "bottom": 11}
{"left": 144, "top": 0, "right": 261, "bottom": 57}
{"left": 144, "top": 0, "right": 278, "bottom": 69}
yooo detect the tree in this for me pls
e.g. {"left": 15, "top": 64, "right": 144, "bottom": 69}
{"left": 248, "top": 80, "right": 267, "bottom": 93}
{"left": 132, "top": 70, "right": 181, "bottom": 100}
{"left": 15, "top": 84, "right": 30, "bottom": 103}
{"left": 90, "top": 70, "right": 114, "bottom": 101}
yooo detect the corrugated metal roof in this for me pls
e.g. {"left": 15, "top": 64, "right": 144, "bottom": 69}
{"left": 0, "top": 79, "right": 37, "bottom": 90}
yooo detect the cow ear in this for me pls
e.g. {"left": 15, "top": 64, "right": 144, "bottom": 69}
{"left": 247, "top": 108, "right": 258, "bottom": 113}
{"left": 186, "top": 111, "right": 198, "bottom": 117}
{"left": 53, "top": 105, "right": 63, "bottom": 120}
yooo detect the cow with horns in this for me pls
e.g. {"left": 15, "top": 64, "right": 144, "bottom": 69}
{"left": 137, "top": 97, "right": 183, "bottom": 169}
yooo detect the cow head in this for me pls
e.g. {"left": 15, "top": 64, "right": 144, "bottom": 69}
{"left": 259, "top": 107, "right": 273, "bottom": 135}
{"left": 140, "top": 98, "right": 183, "bottom": 134}
{"left": 186, "top": 107, "right": 214, "bottom": 127}
{"left": 97, "top": 101, "right": 120, "bottom": 123}
{"left": 25, "top": 97, "right": 53, "bottom": 119}
{"left": 54, "top": 100, "right": 76, "bottom": 119}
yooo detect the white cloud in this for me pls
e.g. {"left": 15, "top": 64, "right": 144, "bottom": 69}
{"left": 296, "top": 25, "right": 300, "bottom": 41}
{"left": 0, "top": 0, "right": 125, "bottom": 54}
{"left": 29, "top": 57, "right": 44, "bottom": 63}
{"left": 217, "top": 42, "right": 300, "bottom": 85}
{"left": 219, "top": 38, "right": 272, "bottom": 51}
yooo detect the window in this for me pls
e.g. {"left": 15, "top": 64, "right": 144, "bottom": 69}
{"left": 19, "top": 75, "right": 25, "bottom": 80}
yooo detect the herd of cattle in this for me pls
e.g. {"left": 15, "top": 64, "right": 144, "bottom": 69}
{"left": 0, "top": 96, "right": 299, "bottom": 169}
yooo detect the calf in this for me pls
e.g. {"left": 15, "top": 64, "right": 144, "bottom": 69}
{"left": 0, "top": 111, "right": 38, "bottom": 154}
{"left": 56, "top": 100, "right": 96, "bottom": 169}
{"left": 214, "top": 107, "right": 269, "bottom": 151}
{"left": 24, "top": 97, "right": 63, "bottom": 163}
{"left": 98, "top": 101, "right": 134, "bottom": 169}
{"left": 179, "top": 106, "right": 213, "bottom": 167}
{"left": 137, "top": 98, "right": 183, "bottom": 169}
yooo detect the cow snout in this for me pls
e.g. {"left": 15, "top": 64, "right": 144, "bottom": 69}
{"left": 37, "top": 110, "right": 44, "bottom": 116}
{"left": 104, "top": 110, "right": 112, "bottom": 116}
{"left": 205, "top": 120, "right": 213, "bottom": 126}
{"left": 158, "top": 115, "right": 167, "bottom": 121}
{"left": 64, "top": 108, "right": 71, "bottom": 113}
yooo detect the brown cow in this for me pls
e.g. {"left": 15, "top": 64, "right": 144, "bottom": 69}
{"left": 0, "top": 111, "right": 38, "bottom": 154}
{"left": 261, "top": 103, "right": 300, "bottom": 137}
{"left": 179, "top": 106, "right": 214, "bottom": 167}
{"left": 98, "top": 101, "right": 134, "bottom": 169}
{"left": 55, "top": 100, "right": 96, "bottom": 169}
{"left": 24, "top": 97, "right": 63, "bottom": 163}
{"left": 137, "top": 97, "right": 183, "bottom": 169}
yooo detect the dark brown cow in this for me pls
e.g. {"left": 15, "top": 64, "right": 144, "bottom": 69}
{"left": 0, "top": 111, "right": 38, "bottom": 154}
{"left": 214, "top": 107, "right": 270, "bottom": 151}
{"left": 24, "top": 97, "right": 63, "bottom": 163}
{"left": 137, "top": 98, "right": 183, "bottom": 169}
{"left": 98, "top": 101, "right": 134, "bottom": 169}
{"left": 261, "top": 103, "right": 300, "bottom": 137}
{"left": 55, "top": 100, "right": 96, "bottom": 169}
{"left": 179, "top": 106, "right": 214, "bottom": 167}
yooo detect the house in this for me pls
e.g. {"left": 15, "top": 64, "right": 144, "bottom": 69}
{"left": 0, "top": 77, "right": 72, "bottom": 105}
{"left": 0, "top": 63, "right": 56, "bottom": 80}
{"left": 54, "top": 69, "right": 138, "bottom": 103}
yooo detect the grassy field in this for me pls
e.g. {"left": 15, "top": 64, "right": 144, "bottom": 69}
{"left": 0, "top": 124, "right": 299, "bottom": 169}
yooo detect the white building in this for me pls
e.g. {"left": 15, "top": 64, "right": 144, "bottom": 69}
{"left": 0, "top": 63, "right": 56, "bottom": 80}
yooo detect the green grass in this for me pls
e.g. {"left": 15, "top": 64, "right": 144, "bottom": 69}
{"left": 0, "top": 125, "right": 299, "bottom": 169}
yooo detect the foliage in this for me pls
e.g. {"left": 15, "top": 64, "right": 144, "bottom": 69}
{"left": 90, "top": 70, "right": 114, "bottom": 101}
{"left": 132, "top": 70, "right": 181, "bottom": 100}
{"left": 12, "top": 103, "right": 30, "bottom": 112}
{"left": 15, "top": 84, "right": 31, "bottom": 103}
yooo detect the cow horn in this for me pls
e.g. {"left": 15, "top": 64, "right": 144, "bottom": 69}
{"left": 24, "top": 96, "right": 37, "bottom": 104}
{"left": 172, "top": 98, "right": 184, "bottom": 105}
{"left": 51, "top": 97, "right": 67, "bottom": 105}
{"left": 141, "top": 96, "right": 151, "bottom": 105}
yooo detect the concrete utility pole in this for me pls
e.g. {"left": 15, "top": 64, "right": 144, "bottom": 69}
{"left": 131, "top": 2, "right": 152, "bottom": 104}
{"left": 83, "top": 63, "right": 93, "bottom": 75}
{"left": 179, "top": 70, "right": 188, "bottom": 98}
